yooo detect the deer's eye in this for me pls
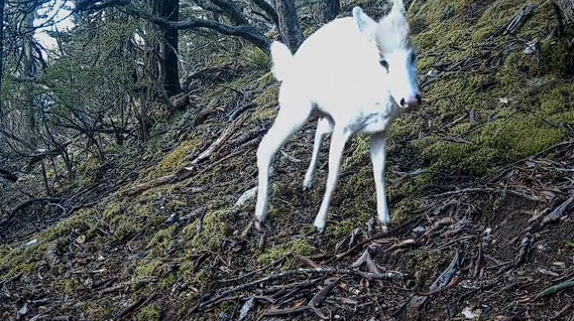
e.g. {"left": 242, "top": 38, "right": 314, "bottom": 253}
{"left": 379, "top": 59, "right": 389, "bottom": 71}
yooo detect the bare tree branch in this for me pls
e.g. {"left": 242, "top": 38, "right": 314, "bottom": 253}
{"left": 250, "top": 0, "right": 278, "bottom": 26}
{"left": 192, "top": 0, "right": 224, "bottom": 14}
{"left": 210, "top": 0, "right": 249, "bottom": 25}
{"left": 77, "top": 0, "right": 271, "bottom": 53}
{"left": 0, "top": 168, "right": 18, "bottom": 182}
{"left": 121, "top": 3, "right": 271, "bottom": 52}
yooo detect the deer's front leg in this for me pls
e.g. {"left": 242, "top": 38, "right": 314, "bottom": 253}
{"left": 370, "top": 131, "right": 390, "bottom": 227}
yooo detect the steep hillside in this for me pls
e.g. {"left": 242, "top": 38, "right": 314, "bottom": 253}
{"left": 1, "top": 0, "right": 574, "bottom": 320}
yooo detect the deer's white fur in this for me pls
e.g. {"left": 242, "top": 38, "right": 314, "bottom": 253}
{"left": 255, "top": 0, "right": 420, "bottom": 232}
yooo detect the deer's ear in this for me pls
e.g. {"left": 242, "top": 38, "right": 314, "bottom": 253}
{"left": 352, "top": 7, "right": 377, "bottom": 42}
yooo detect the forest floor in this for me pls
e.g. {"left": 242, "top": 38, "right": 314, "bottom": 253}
{"left": 1, "top": 0, "right": 574, "bottom": 320}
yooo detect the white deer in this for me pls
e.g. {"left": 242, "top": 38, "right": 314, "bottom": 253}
{"left": 254, "top": 0, "right": 421, "bottom": 233}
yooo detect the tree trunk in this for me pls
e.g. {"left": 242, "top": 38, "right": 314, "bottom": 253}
{"left": 276, "top": 0, "right": 303, "bottom": 52}
{"left": 0, "top": 0, "right": 4, "bottom": 116}
{"left": 153, "top": 0, "right": 181, "bottom": 97}
{"left": 320, "top": 0, "right": 340, "bottom": 23}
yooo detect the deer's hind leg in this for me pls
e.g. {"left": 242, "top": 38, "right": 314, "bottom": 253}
{"left": 303, "top": 117, "right": 334, "bottom": 191}
{"left": 255, "top": 97, "right": 313, "bottom": 230}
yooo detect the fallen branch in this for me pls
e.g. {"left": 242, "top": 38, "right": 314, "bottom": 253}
{"left": 228, "top": 102, "right": 257, "bottom": 121}
{"left": 263, "top": 305, "right": 324, "bottom": 318}
{"left": 541, "top": 194, "right": 574, "bottom": 226}
{"left": 429, "top": 250, "right": 460, "bottom": 292}
{"left": 308, "top": 277, "right": 341, "bottom": 308}
{"left": 0, "top": 168, "right": 18, "bottom": 182}
{"left": 535, "top": 279, "right": 574, "bottom": 299}
{"left": 433, "top": 187, "right": 541, "bottom": 202}
{"left": 114, "top": 292, "right": 158, "bottom": 320}
{"left": 0, "top": 197, "right": 65, "bottom": 226}
{"left": 122, "top": 113, "right": 250, "bottom": 197}
{"left": 330, "top": 216, "right": 422, "bottom": 263}
{"left": 549, "top": 303, "right": 573, "bottom": 320}
{"left": 294, "top": 253, "right": 321, "bottom": 268}
{"left": 264, "top": 278, "right": 341, "bottom": 319}
{"left": 492, "top": 2, "right": 536, "bottom": 37}
{"left": 417, "top": 276, "right": 461, "bottom": 296}
{"left": 190, "top": 112, "right": 249, "bottom": 166}
{"left": 196, "top": 268, "right": 403, "bottom": 311}
{"left": 121, "top": 171, "right": 189, "bottom": 197}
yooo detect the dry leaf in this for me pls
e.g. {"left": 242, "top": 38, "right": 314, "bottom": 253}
{"left": 292, "top": 300, "right": 305, "bottom": 308}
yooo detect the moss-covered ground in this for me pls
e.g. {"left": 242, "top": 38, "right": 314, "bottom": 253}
{"left": 1, "top": 0, "right": 574, "bottom": 320}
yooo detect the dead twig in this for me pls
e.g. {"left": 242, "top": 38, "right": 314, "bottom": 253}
{"left": 228, "top": 102, "right": 257, "bottom": 121}
{"left": 534, "top": 279, "right": 574, "bottom": 299}
{"left": 309, "top": 277, "right": 340, "bottom": 308}
{"left": 433, "top": 187, "right": 540, "bottom": 202}
{"left": 190, "top": 112, "right": 250, "bottom": 165}
{"left": 0, "top": 197, "right": 65, "bottom": 226}
{"left": 330, "top": 216, "right": 422, "bottom": 263}
{"left": 549, "top": 303, "right": 573, "bottom": 320}
{"left": 541, "top": 194, "right": 574, "bottom": 226}
{"left": 428, "top": 251, "right": 460, "bottom": 292}
{"left": 473, "top": 242, "right": 483, "bottom": 278}
{"left": 417, "top": 275, "right": 461, "bottom": 296}
{"left": 114, "top": 292, "right": 158, "bottom": 320}
{"left": 267, "top": 278, "right": 341, "bottom": 319}
{"left": 197, "top": 268, "right": 403, "bottom": 311}
{"left": 294, "top": 253, "right": 321, "bottom": 268}
{"left": 122, "top": 114, "right": 249, "bottom": 197}
{"left": 262, "top": 305, "right": 324, "bottom": 318}
{"left": 498, "top": 234, "right": 533, "bottom": 274}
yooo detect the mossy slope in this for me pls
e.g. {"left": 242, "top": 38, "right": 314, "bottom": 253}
{"left": 1, "top": 0, "right": 573, "bottom": 320}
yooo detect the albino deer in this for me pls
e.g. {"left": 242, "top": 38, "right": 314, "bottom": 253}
{"left": 255, "top": 0, "right": 421, "bottom": 233}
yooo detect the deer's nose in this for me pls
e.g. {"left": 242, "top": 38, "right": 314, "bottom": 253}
{"left": 400, "top": 94, "right": 421, "bottom": 109}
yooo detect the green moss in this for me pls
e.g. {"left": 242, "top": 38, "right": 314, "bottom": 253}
{"left": 257, "top": 71, "right": 275, "bottom": 86}
{"left": 407, "top": 249, "right": 454, "bottom": 288}
{"left": 180, "top": 262, "right": 210, "bottom": 289}
{"left": 166, "top": 199, "right": 187, "bottom": 212}
{"left": 540, "top": 39, "right": 574, "bottom": 77}
{"left": 390, "top": 199, "right": 423, "bottom": 225}
{"left": 243, "top": 47, "right": 272, "bottom": 70}
{"left": 55, "top": 278, "right": 79, "bottom": 294}
{"left": 77, "top": 156, "right": 100, "bottom": 184}
{"left": 405, "top": 0, "right": 574, "bottom": 178}
{"left": 478, "top": 113, "right": 566, "bottom": 159}
{"left": 409, "top": 15, "right": 428, "bottom": 35}
{"left": 450, "top": 122, "right": 472, "bottom": 135}
{"left": 419, "top": 112, "right": 566, "bottom": 176}
{"left": 103, "top": 198, "right": 126, "bottom": 220}
{"left": 111, "top": 214, "right": 145, "bottom": 241}
{"left": 188, "top": 209, "right": 234, "bottom": 252}
{"left": 147, "top": 226, "right": 175, "bottom": 256}
{"left": 133, "top": 260, "right": 162, "bottom": 280}
{"left": 41, "top": 208, "right": 95, "bottom": 242}
{"left": 254, "top": 86, "right": 279, "bottom": 109}
{"left": 258, "top": 239, "right": 316, "bottom": 266}
{"left": 332, "top": 219, "right": 361, "bottom": 238}
{"left": 159, "top": 274, "right": 178, "bottom": 289}
{"left": 499, "top": 52, "right": 540, "bottom": 87}
{"left": 136, "top": 305, "right": 162, "bottom": 321}
{"left": 148, "top": 139, "right": 202, "bottom": 179}
{"left": 0, "top": 244, "right": 47, "bottom": 280}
